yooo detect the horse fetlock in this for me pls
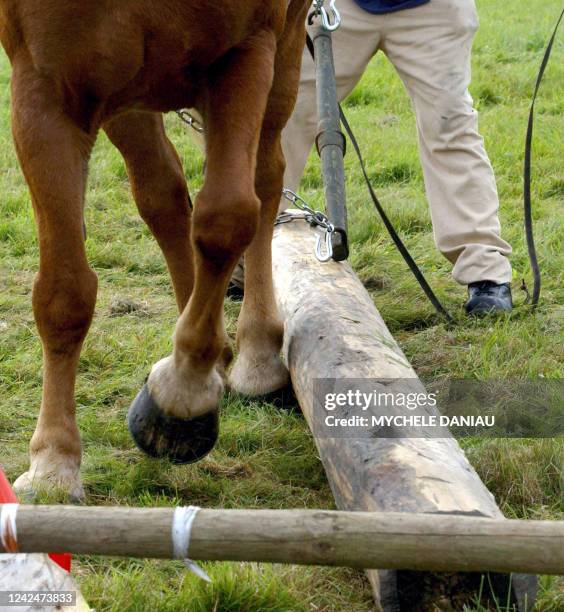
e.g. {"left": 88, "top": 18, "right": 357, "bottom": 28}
{"left": 215, "top": 340, "right": 234, "bottom": 385}
{"left": 147, "top": 355, "right": 223, "bottom": 419}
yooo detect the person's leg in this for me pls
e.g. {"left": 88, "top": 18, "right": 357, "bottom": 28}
{"left": 281, "top": 0, "right": 383, "bottom": 200}
{"left": 381, "top": 0, "right": 512, "bottom": 286}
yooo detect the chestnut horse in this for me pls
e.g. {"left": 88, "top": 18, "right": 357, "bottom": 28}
{"left": 0, "top": 1, "right": 308, "bottom": 499}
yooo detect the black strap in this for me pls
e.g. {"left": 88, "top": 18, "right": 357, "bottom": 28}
{"left": 523, "top": 9, "right": 563, "bottom": 309}
{"left": 339, "top": 107, "right": 454, "bottom": 322}
{"left": 306, "top": 34, "right": 453, "bottom": 322}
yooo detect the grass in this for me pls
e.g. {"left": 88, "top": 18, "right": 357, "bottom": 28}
{"left": 0, "top": 0, "right": 563, "bottom": 609}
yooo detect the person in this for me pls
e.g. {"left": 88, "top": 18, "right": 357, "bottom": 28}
{"left": 278, "top": 0, "right": 513, "bottom": 315}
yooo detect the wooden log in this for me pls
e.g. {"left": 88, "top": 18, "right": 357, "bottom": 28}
{"left": 271, "top": 220, "right": 538, "bottom": 610}
{"left": 1, "top": 506, "right": 563, "bottom": 576}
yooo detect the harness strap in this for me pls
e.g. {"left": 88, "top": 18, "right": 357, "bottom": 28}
{"left": 523, "top": 8, "right": 563, "bottom": 309}
{"left": 306, "top": 34, "right": 453, "bottom": 322}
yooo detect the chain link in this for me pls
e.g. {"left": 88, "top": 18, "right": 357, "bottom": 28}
{"left": 176, "top": 110, "right": 205, "bottom": 133}
{"left": 278, "top": 189, "right": 335, "bottom": 262}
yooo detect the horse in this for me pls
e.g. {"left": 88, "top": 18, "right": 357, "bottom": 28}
{"left": 0, "top": 0, "right": 309, "bottom": 499}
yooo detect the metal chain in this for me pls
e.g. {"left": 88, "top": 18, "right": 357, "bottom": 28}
{"left": 277, "top": 189, "right": 335, "bottom": 262}
{"left": 175, "top": 110, "right": 205, "bottom": 133}
{"left": 311, "top": 0, "right": 341, "bottom": 31}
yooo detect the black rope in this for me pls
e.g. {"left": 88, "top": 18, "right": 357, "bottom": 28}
{"left": 306, "top": 34, "right": 453, "bottom": 322}
{"left": 523, "top": 8, "right": 563, "bottom": 310}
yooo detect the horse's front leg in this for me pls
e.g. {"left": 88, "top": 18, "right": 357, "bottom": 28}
{"left": 230, "top": 3, "right": 308, "bottom": 397}
{"left": 11, "top": 59, "right": 97, "bottom": 500}
{"left": 128, "top": 30, "right": 278, "bottom": 463}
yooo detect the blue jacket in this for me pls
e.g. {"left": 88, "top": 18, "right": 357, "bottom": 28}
{"left": 353, "top": 0, "right": 430, "bottom": 14}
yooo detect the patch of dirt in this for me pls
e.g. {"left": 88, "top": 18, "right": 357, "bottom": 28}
{"left": 361, "top": 276, "right": 390, "bottom": 291}
{"left": 397, "top": 571, "right": 519, "bottom": 611}
{"left": 109, "top": 297, "right": 148, "bottom": 316}
{"left": 200, "top": 459, "right": 252, "bottom": 478}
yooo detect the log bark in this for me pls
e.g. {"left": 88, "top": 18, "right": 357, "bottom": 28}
{"left": 1, "top": 506, "right": 562, "bottom": 576}
{"left": 271, "top": 220, "right": 538, "bottom": 610}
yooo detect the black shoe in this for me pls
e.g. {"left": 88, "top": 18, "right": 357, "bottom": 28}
{"left": 465, "top": 281, "right": 512, "bottom": 316}
{"left": 226, "top": 259, "right": 245, "bottom": 300}
{"left": 226, "top": 281, "right": 244, "bottom": 300}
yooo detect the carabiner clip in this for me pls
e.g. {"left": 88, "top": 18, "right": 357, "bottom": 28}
{"left": 315, "top": 226, "right": 334, "bottom": 262}
{"left": 317, "top": 0, "right": 341, "bottom": 32}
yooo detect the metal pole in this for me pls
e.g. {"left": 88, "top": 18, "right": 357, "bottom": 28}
{"left": 311, "top": 24, "right": 349, "bottom": 261}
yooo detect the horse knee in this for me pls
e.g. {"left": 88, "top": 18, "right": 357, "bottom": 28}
{"left": 192, "top": 190, "right": 259, "bottom": 267}
{"left": 32, "top": 268, "right": 97, "bottom": 353}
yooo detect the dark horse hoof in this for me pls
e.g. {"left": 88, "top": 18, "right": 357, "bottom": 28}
{"left": 128, "top": 384, "right": 219, "bottom": 464}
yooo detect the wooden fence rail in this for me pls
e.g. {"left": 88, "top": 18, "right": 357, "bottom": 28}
{"left": 2, "top": 506, "right": 563, "bottom": 576}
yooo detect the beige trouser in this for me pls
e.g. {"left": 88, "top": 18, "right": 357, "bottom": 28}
{"left": 281, "top": 0, "right": 512, "bottom": 285}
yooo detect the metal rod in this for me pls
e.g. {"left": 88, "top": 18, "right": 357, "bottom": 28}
{"left": 312, "top": 24, "right": 348, "bottom": 261}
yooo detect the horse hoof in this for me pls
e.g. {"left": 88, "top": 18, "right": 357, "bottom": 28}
{"left": 13, "top": 470, "right": 85, "bottom": 503}
{"left": 128, "top": 384, "right": 219, "bottom": 464}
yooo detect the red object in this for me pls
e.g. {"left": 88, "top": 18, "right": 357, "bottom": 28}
{"left": 0, "top": 467, "right": 71, "bottom": 572}
{"left": 0, "top": 469, "right": 18, "bottom": 503}
{"left": 48, "top": 552, "right": 72, "bottom": 572}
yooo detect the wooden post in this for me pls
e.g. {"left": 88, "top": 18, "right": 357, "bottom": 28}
{"left": 271, "top": 220, "right": 538, "bottom": 611}
{"left": 1, "top": 506, "right": 562, "bottom": 576}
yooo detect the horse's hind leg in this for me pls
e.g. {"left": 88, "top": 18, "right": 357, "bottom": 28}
{"left": 103, "top": 112, "right": 194, "bottom": 312}
{"left": 11, "top": 61, "right": 97, "bottom": 499}
{"left": 128, "top": 30, "right": 277, "bottom": 463}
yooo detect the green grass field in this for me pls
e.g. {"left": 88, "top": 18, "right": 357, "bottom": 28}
{"left": 0, "top": 1, "right": 562, "bottom": 610}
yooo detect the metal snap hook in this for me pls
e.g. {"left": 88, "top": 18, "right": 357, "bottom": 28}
{"left": 313, "top": 0, "right": 342, "bottom": 31}
{"left": 315, "top": 224, "right": 335, "bottom": 262}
